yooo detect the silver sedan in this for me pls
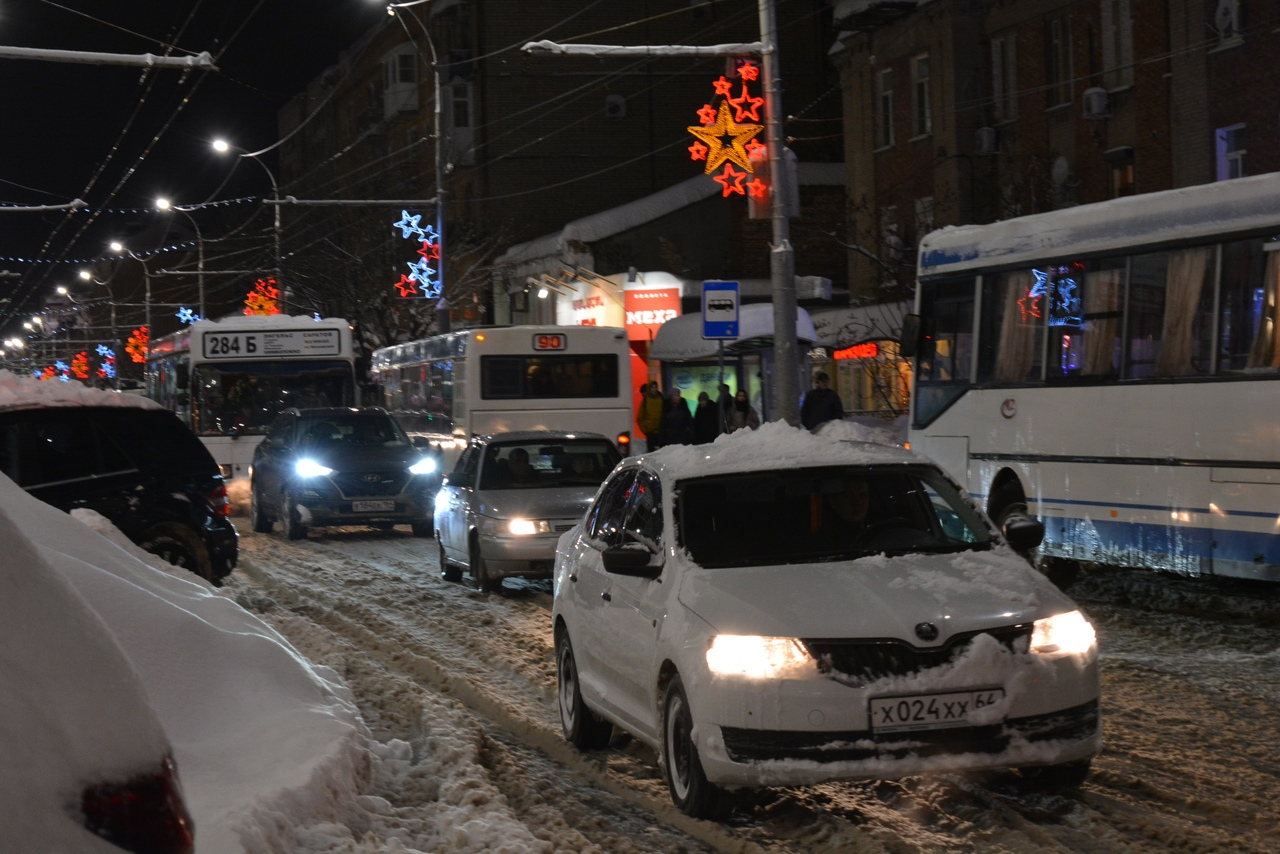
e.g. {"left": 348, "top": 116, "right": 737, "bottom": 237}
{"left": 435, "top": 431, "right": 621, "bottom": 591}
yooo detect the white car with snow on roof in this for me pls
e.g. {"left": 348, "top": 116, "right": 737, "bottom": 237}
{"left": 551, "top": 422, "right": 1100, "bottom": 818}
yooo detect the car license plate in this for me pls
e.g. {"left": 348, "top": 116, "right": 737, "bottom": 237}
{"left": 869, "top": 688, "right": 1004, "bottom": 733}
{"left": 352, "top": 500, "right": 395, "bottom": 513}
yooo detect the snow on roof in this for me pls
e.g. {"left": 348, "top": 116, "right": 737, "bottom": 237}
{"left": 649, "top": 303, "right": 818, "bottom": 361}
{"left": 0, "top": 369, "right": 162, "bottom": 412}
{"left": 919, "top": 172, "right": 1280, "bottom": 277}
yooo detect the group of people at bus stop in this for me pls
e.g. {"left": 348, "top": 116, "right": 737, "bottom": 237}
{"left": 636, "top": 371, "right": 844, "bottom": 452}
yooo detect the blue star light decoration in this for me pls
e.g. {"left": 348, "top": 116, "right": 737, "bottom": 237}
{"left": 176, "top": 307, "right": 202, "bottom": 324}
{"left": 100, "top": 360, "right": 116, "bottom": 379}
{"left": 391, "top": 210, "right": 439, "bottom": 299}
{"left": 1029, "top": 267, "right": 1082, "bottom": 327}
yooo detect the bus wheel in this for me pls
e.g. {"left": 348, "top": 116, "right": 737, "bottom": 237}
{"left": 989, "top": 480, "right": 1029, "bottom": 532}
{"left": 249, "top": 483, "right": 273, "bottom": 534}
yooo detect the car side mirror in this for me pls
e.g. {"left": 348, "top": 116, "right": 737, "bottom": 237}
{"left": 601, "top": 545, "right": 662, "bottom": 578}
{"left": 447, "top": 471, "right": 474, "bottom": 488}
{"left": 1002, "top": 513, "right": 1045, "bottom": 551}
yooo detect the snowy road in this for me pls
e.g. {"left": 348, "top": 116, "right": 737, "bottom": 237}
{"left": 223, "top": 526, "right": 1280, "bottom": 852}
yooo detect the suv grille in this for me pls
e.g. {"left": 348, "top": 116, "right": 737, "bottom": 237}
{"left": 331, "top": 472, "right": 408, "bottom": 497}
{"left": 802, "top": 624, "right": 1033, "bottom": 687}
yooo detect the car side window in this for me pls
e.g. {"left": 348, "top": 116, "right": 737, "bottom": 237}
{"left": 584, "top": 469, "right": 637, "bottom": 548}
{"left": 21, "top": 414, "right": 103, "bottom": 486}
{"left": 621, "top": 469, "right": 663, "bottom": 551}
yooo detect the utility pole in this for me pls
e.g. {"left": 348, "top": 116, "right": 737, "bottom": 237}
{"left": 522, "top": 0, "right": 802, "bottom": 424}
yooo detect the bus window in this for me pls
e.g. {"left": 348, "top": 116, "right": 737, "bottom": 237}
{"left": 1219, "top": 237, "right": 1280, "bottom": 373}
{"left": 1126, "top": 247, "right": 1214, "bottom": 379}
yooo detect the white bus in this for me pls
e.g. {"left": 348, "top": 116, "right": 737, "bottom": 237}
{"left": 370, "top": 325, "right": 633, "bottom": 468}
{"left": 907, "top": 172, "right": 1280, "bottom": 583}
{"left": 146, "top": 315, "right": 359, "bottom": 478}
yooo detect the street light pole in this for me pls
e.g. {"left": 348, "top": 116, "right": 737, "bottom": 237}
{"left": 212, "top": 139, "right": 284, "bottom": 310}
{"left": 156, "top": 199, "right": 205, "bottom": 319}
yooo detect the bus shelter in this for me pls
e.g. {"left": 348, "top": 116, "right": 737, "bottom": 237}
{"left": 649, "top": 303, "right": 817, "bottom": 423}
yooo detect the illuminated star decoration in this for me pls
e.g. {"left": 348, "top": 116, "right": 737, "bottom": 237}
{"left": 96, "top": 344, "right": 113, "bottom": 358}
{"left": 71, "top": 351, "right": 90, "bottom": 380}
{"left": 1024, "top": 267, "right": 1081, "bottom": 326}
{"left": 391, "top": 212, "right": 440, "bottom": 299}
{"left": 244, "top": 278, "right": 281, "bottom": 316}
{"left": 687, "top": 60, "right": 768, "bottom": 201}
{"left": 176, "top": 307, "right": 202, "bottom": 324}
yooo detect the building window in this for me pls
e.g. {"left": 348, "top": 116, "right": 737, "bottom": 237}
{"left": 449, "top": 81, "right": 473, "bottom": 129}
{"left": 1101, "top": 0, "right": 1134, "bottom": 89}
{"left": 876, "top": 68, "right": 895, "bottom": 148}
{"left": 384, "top": 52, "right": 417, "bottom": 88}
{"left": 1046, "top": 17, "right": 1073, "bottom": 108}
{"left": 1216, "top": 124, "right": 1246, "bottom": 180}
{"left": 1213, "top": 0, "right": 1242, "bottom": 45}
{"left": 991, "top": 32, "right": 1017, "bottom": 122}
{"left": 912, "top": 54, "right": 932, "bottom": 137}
{"left": 1106, "top": 147, "right": 1136, "bottom": 197}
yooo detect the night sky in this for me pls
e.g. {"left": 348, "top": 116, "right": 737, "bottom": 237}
{"left": 0, "top": 0, "right": 388, "bottom": 331}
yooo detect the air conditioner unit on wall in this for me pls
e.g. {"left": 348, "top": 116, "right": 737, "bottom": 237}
{"left": 1082, "top": 87, "right": 1110, "bottom": 120}
{"left": 975, "top": 126, "right": 998, "bottom": 155}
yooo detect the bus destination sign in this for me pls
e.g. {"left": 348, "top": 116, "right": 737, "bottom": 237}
{"left": 202, "top": 329, "right": 342, "bottom": 360}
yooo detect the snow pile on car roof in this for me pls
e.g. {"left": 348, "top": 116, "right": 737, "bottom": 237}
{"left": 0, "top": 369, "right": 162, "bottom": 411}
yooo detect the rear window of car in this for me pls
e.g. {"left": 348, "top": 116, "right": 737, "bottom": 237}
{"left": 675, "top": 464, "right": 993, "bottom": 567}
{"left": 100, "top": 409, "right": 221, "bottom": 476}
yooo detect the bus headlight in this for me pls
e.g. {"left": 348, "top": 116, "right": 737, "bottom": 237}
{"left": 1030, "top": 610, "right": 1096, "bottom": 655}
{"left": 706, "top": 635, "right": 814, "bottom": 679}
{"left": 409, "top": 457, "right": 437, "bottom": 476}
{"left": 294, "top": 458, "right": 334, "bottom": 478}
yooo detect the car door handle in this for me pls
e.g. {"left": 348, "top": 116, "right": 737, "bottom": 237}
{"left": 601, "top": 591, "right": 612, "bottom": 602}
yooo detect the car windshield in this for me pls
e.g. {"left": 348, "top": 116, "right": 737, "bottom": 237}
{"left": 298, "top": 415, "right": 410, "bottom": 449}
{"left": 478, "top": 439, "right": 620, "bottom": 489}
{"left": 676, "top": 464, "right": 994, "bottom": 567}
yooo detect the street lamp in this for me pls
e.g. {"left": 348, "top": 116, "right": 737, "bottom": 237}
{"left": 110, "top": 241, "right": 152, "bottom": 334}
{"left": 156, "top": 197, "right": 205, "bottom": 319}
{"left": 212, "top": 138, "right": 283, "bottom": 309}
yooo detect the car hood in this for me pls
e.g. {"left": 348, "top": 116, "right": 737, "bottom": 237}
{"left": 675, "top": 548, "right": 1075, "bottom": 641}
{"left": 476, "top": 486, "right": 598, "bottom": 520}
{"left": 300, "top": 445, "right": 425, "bottom": 470}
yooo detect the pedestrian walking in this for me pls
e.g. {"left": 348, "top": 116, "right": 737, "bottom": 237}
{"left": 725, "top": 389, "right": 760, "bottom": 432}
{"left": 800, "top": 371, "right": 843, "bottom": 431}
{"left": 692, "top": 391, "right": 722, "bottom": 444}
{"left": 660, "top": 388, "right": 694, "bottom": 446}
{"left": 636, "top": 382, "right": 664, "bottom": 451}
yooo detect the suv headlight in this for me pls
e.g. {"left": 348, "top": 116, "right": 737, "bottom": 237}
{"left": 294, "top": 458, "right": 333, "bottom": 478}
{"left": 706, "top": 635, "right": 815, "bottom": 679}
{"left": 409, "top": 457, "right": 437, "bottom": 476}
{"left": 1030, "top": 610, "right": 1096, "bottom": 655}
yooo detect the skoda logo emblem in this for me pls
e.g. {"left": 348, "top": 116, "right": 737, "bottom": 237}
{"left": 914, "top": 622, "right": 939, "bottom": 642}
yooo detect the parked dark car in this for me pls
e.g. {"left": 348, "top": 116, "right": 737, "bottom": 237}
{"left": 0, "top": 403, "right": 238, "bottom": 585}
{"left": 249, "top": 407, "right": 439, "bottom": 539}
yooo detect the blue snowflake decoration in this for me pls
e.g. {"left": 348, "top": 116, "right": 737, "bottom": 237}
{"left": 176, "top": 307, "right": 202, "bottom": 324}
{"left": 394, "top": 210, "right": 425, "bottom": 239}
{"left": 96, "top": 344, "right": 114, "bottom": 358}
{"left": 54, "top": 360, "right": 69, "bottom": 374}
{"left": 1031, "top": 267, "right": 1082, "bottom": 327}
{"left": 31, "top": 369, "right": 41, "bottom": 378}
{"left": 100, "top": 361, "right": 116, "bottom": 379}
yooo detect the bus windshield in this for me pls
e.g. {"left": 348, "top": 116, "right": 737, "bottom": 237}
{"left": 191, "top": 360, "right": 355, "bottom": 436}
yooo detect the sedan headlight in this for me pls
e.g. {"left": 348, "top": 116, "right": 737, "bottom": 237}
{"left": 409, "top": 457, "right": 437, "bottom": 476}
{"left": 1030, "top": 610, "right": 1096, "bottom": 655}
{"left": 706, "top": 635, "right": 814, "bottom": 679}
{"left": 294, "top": 458, "right": 333, "bottom": 478}
{"left": 507, "top": 518, "right": 552, "bottom": 535}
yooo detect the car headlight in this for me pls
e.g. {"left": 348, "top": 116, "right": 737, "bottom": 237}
{"left": 1030, "top": 610, "right": 1096, "bottom": 655}
{"left": 409, "top": 457, "right": 437, "bottom": 475}
{"left": 507, "top": 518, "right": 551, "bottom": 535}
{"left": 705, "top": 635, "right": 814, "bottom": 679}
{"left": 294, "top": 458, "right": 333, "bottom": 478}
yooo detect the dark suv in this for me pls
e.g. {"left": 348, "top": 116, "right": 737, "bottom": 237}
{"left": 249, "top": 407, "right": 440, "bottom": 539}
{"left": 0, "top": 403, "right": 238, "bottom": 584}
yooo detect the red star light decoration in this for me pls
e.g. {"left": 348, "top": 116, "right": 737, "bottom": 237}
{"left": 395, "top": 274, "right": 419, "bottom": 297}
{"left": 244, "top": 278, "right": 282, "bottom": 316}
{"left": 687, "top": 58, "right": 769, "bottom": 202}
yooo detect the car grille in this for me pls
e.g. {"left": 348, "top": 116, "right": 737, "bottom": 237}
{"left": 331, "top": 471, "right": 409, "bottom": 498}
{"left": 802, "top": 625, "right": 1033, "bottom": 687}
{"left": 720, "top": 698, "right": 1099, "bottom": 764}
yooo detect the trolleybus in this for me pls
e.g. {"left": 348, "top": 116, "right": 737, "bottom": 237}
{"left": 907, "top": 172, "right": 1279, "bottom": 583}
{"left": 146, "top": 315, "right": 358, "bottom": 478}
{"left": 371, "top": 325, "right": 632, "bottom": 469}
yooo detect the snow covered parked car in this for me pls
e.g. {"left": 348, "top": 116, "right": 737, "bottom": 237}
{"left": 551, "top": 423, "right": 1101, "bottom": 818}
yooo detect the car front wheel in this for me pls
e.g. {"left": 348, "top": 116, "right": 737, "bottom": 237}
{"left": 556, "top": 629, "right": 613, "bottom": 749}
{"left": 281, "top": 490, "right": 308, "bottom": 541}
{"left": 470, "top": 537, "right": 496, "bottom": 592}
{"left": 661, "top": 673, "right": 724, "bottom": 819}
{"left": 438, "top": 539, "right": 461, "bottom": 582}
{"left": 249, "top": 482, "right": 273, "bottom": 533}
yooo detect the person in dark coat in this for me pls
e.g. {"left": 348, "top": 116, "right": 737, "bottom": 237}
{"left": 800, "top": 371, "right": 843, "bottom": 431}
{"left": 660, "top": 388, "right": 694, "bottom": 446}
{"left": 725, "top": 389, "right": 760, "bottom": 432}
{"left": 692, "top": 391, "right": 721, "bottom": 445}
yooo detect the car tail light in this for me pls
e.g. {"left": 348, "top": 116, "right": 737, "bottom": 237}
{"left": 206, "top": 482, "right": 231, "bottom": 518}
{"left": 617, "top": 431, "right": 631, "bottom": 454}
{"left": 80, "top": 754, "right": 195, "bottom": 854}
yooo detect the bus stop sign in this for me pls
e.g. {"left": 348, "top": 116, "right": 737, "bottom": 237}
{"left": 702, "top": 280, "right": 739, "bottom": 339}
